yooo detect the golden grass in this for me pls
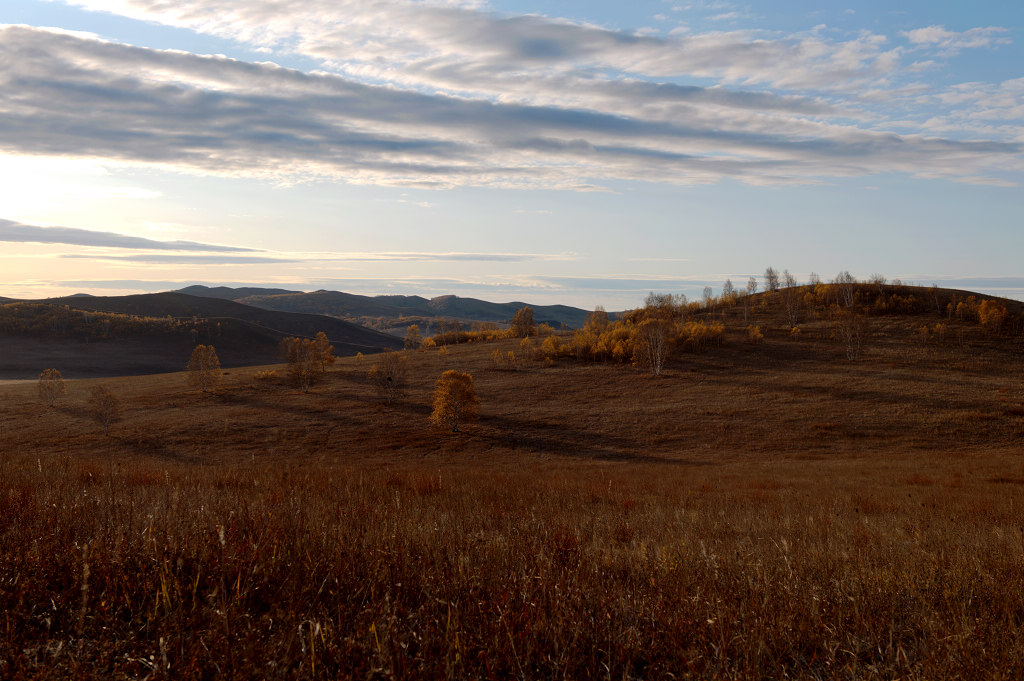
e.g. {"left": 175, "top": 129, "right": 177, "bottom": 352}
{"left": 2, "top": 313, "right": 1024, "bottom": 678}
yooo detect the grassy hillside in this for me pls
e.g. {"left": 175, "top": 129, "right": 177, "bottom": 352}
{"left": 3, "top": 285, "right": 1024, "bottom": 678}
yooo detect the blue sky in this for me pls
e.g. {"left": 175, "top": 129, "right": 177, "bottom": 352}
{"left": 0, "top": 0, "right": 1021, "bottom": 308}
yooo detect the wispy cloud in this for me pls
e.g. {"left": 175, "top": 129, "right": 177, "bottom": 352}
{"left": 60, "top": 253, "right": 296, "bottom": 264}
{"left": 901, "top": 25, "right": 1011, "bottom": 53}
{"left": 0, "top": 218, "right": 256, "bottom": 252}
{"left": 0, "top": 25, "right": 1018, "bottom": 190}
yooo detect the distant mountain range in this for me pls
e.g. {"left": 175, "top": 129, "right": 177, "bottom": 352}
{"left": 177, "top": 285, "right": 591, "bottom": 331}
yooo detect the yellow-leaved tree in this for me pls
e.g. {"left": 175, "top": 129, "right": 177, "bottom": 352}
{"left": 314, "top": 331, "right": 336, "bottom": 373}
{"left": 429, "top": 370, "right": 479, "bottom": 433}
{"left": 404, "top": 324, "right": 423, "bottom": 349}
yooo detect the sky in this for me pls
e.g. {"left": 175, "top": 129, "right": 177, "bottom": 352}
{"left": 0, "top": 0, "right": 1022, "bottom": 309}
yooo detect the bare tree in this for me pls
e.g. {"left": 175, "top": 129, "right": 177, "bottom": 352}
{"left": 834, "top": 271, "right": 857, "bottom": 308}
{"left": 781, "top": 270, "right": 800, "bottom": 327}
{"left": 764, "top": 267, "right": 780, "bottom": 292}
{"left": 833, "top": 310, "right": 867, "bottom": 361}
{"left": 38, "top": 368, "right": 67, "bottom": 407}
{"left": 702, "top": 286, "right": 714, "bottom": 311}
{"left": 88, "top": 385, "right": 121, "bottom": 436}
{"left": 369, "top": 351, "right": 408, "bottom": 404}
{"left": 187, "top": 345, "right": 222, "bottom": 392}
{"left": 722, "top": 279, "right": 735, "bottom": 301}
{"left": 741, "top": 276, "right": 758, "bottom": 322}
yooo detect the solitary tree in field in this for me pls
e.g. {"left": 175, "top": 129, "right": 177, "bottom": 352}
{"left": 369, "top": 351, "right": 408, "bottom": 404}
{"left": 280, "top": 337, "right": 321, "bottom": 392}
{"left": 314, "top": 331, "right": 336, "bottom": 373}
{"left": 186, "top": 345, "right": 222, "bottom": 392}
{"left": 38, "top": 368, "right": 67, "bottom": 407}
{"left": 430, "top": 370, "right": 479, "bottom": 432}
{"left": 510, "top": 306, "right": 536, "bottom": 338}
{"left": 88, "top": 385, "right": 121, "bottom": 436}
{"left": 833, "top": 310, "right": 867, "bottom": 361}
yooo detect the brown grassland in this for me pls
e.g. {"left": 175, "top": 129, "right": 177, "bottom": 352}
{"left": 2, "top": 289, "right": 1024, "bottom": 679}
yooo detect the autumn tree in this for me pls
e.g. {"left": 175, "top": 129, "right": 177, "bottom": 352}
{"left": 186, "top": 345, "right": 222, "bottom": 392}
{"left": 435, "top": 318, "right": 463, "bottom": 346}
{"left": 632, "top": 318, "right": 674, "bottom": 376}
{"left": 584, "top": 306, "right": 610, "bottom": 334}
{"left": 38, "top": 368, "right": 67, "bottom": 407}
{"left": 978, "top": 300, "right": 1007, "bottom": 334}
{"left": 280, "top": 337, "right": 321, "bottom": 392}
{"left": 88, "top": 385, "right": 121, "bottom": 436}
{"left": 404, "top": 324, "right": 423, "bottom": 349}
{"left": 510, "top": 306, "right": 536, "bottom": 338}
{"left": 369, "top": 351, "right": 408, "bottom": 404}
{"left": 314, "top": 331, "right": 335, "bottom": 373}
{"left": 764, "top": 267, "right": 780, "bottom": 292}
{"left": 430, "top": 370, "right": 479, "bottom": 433}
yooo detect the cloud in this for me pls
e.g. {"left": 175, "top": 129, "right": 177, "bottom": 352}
{"left": 901, "top": 25, "right": 1011, "bottom": 53}
{"left": 0, "top": 218, "right": 256, "bottom": 252}
{"left": 0, "top": 24, "right": 1019, "bottom": 189}
{"left": 54, "top": 0, "right": 910, "bottom": 93}
{"left": 59, "top": 254, "right": 296, "bottom": 264}
{"left": 304, "top": 251, "right": 574, "bottom": 262}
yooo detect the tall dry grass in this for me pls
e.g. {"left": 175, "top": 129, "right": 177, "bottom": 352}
{"left": 2, "top": 451, "right": 1023, "bottom": 679}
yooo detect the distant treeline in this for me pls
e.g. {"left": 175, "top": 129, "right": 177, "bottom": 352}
{"left": 0, "top": 302, "right": 216, "bottom": 340}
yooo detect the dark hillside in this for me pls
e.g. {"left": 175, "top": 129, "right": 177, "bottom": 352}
{"left": 177, "top": 285, "right": 299, "bottom": 300}
{"left": 43, "top": 292, "right": 401, "bottom": 347}
{"left": 236, "top": 289, "right": 590, "bottom": 329}
{"left": 0, "top": 293, "right": 401, "bottom": 378}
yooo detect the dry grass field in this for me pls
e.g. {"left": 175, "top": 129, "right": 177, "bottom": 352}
{"left": 2, "top": 302, "right": 1024, "bottom": 678}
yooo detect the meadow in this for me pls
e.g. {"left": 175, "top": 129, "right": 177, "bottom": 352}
{"left": 2, "top": 299, "right": 1024, "bottom": 679}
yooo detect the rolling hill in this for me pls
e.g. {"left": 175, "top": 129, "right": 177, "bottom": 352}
{"left": 0, "top": 292, "right": 401, "bottom": 378}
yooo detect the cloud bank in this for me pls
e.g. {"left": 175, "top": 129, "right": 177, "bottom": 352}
{"left": 0, "top": 218, "right": 255, "bottom": 252}
{"left": 2, "top": 0, "right": 1022, "bottom": 190}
